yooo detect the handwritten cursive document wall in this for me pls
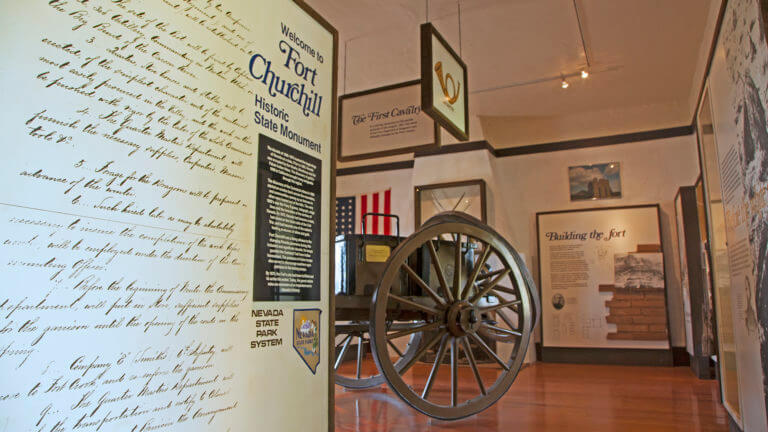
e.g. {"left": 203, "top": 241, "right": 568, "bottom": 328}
{"left": 0, "top": 1, "right": 336, "bottom": 431}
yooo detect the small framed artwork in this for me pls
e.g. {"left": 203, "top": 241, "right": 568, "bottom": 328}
{"left": 414, "top": 179, "right": 486, "bottom": 227}
{"left": 568, "top": 162, "right": 622, "bottom": 201}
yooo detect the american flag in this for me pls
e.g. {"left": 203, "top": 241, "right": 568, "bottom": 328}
{"left": 335, "top": 196, "right": 356, "bottom": 236}
{"left": 335, "top": 189, "right": 393, "bottom": 236}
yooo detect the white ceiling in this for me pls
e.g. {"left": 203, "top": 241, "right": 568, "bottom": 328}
{"left": 306, "top": 0, "right": 722, "bottom": 148}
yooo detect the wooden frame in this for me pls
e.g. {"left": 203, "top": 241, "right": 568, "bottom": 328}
{"left": 291, "top": 1, "right": 338, "bottom": 430}
{"left": 414, "top": 179, "right": 486, "bottom": 227}
{"left": 337, "top": 79, "right": 440, "bottom": 162}
{"left": 420, "top": 22, "right": 470, "bottom": 142}
{"left": 536, "top": 204, "right": 674, "bottom": 365}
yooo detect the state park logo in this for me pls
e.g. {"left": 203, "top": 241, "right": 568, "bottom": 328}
{"left": 434, "top": 61, "right": 461, "bottom": 110}
{"left": 293, "top": 309, "right": 321, "bottom": 374}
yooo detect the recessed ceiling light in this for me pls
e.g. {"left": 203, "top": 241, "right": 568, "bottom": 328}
{"left": 581, "top": 70, "right": 589, "bottom": 79}
{"left": 561, "top": 79, "right": 569, "bottom": 89}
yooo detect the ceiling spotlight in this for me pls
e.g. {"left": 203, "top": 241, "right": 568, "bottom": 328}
{"left": 561, "top": 79, "right": 569, "bottom": 89}
{"left": 581, "top": 70, "right": 589, "bottom": 79}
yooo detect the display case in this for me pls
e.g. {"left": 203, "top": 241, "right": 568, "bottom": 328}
{"left": 675, "top": 185, "right": 716, "bottom": 379}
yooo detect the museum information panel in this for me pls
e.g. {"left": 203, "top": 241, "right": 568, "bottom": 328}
{"left": 339, "top": 81, "right": 436, "bottom": 161}
{"left": 538, "top": 206, "right": 670, "bottom": 350}
{"left": 0, "top": 1, "right": 335, "bottom": 431}
{"left": 707, "top": 0, "right": 768, "bottom": 426}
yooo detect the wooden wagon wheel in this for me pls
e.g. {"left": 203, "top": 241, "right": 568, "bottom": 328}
{"left": 369, "top": 212, "right": 539, "bottom": 420}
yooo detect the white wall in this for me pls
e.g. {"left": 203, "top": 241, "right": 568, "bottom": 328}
{"left": 336, "top": 134, "right": 701, "bottom": 348}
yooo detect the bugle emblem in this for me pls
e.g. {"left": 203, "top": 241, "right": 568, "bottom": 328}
{"left": 434, "top": 61, "right": 461, "bottom": 105}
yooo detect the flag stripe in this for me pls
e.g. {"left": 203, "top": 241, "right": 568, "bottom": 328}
{"left": 372, "top": 192, "right": 379, "bottom": 235}
{"left": 360, "top": 194, "right": 368, "bottom": 234}
{"left": 384, "top": 189, "right": 391, "bottom": 235}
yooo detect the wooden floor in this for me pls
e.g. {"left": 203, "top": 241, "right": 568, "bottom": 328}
{"left": 335, "top": 361, "right": 729, "bottom": 431}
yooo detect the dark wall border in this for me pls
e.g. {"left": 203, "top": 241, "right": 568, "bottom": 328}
{"left": 414, "top": 140, "right": 493, "bottom": 157}
{"left": 337, "top": 125, "right": 694, "bottom": 175}
{"left": 495, "top": 125, "right": 693, "bottom": 157}
{"left": 337, "top": 160, "right": 414, "bottom": 176}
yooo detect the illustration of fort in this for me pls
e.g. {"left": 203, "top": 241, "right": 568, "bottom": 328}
{"left": 588, "top": 178, "right": 614, "bottom": 199}
{"left": 600, "top": 247, "right": 669, "bottom": 342}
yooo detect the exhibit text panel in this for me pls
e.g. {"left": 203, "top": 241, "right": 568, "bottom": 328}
{"left": 538, "top": 206, "right": 670, "bottom": 350}
{"left": 0, "top": 0, "right": 335, "bottom": 431}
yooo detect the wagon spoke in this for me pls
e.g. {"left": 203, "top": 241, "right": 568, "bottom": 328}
{"left": 388, "top": 293, "right": 439, "bottom": 315}
{"left": 453, "top": 233, "right": 462, "bottom": 299}
{"left": 387, "top": 321, "right": 442, "bottom": 340}
{"left": 470, "top": 269, "right": 510, "bottom": 304}
{"left": 402, "top": 264, "right": 446, "bottom": 307}
{"left": 469, "top": 332, "right": 510, "bottom": 371}
{"left": 356, "top": 336, "right": 364, "bottom": 379}
{"left": 387, "top": 339, "right": 404, "bottom": 357}
{"left": 399, "top": 329, "right": 445, "bottom": 375}
{"left": 335, "top": 334, "right": 353, "bottom": 371}
{"left": 476, "top": 268, "right": 505, "bottom": 281}
{"left": 479, "top": 299, "right": 521, "bottom": 314}
{"left": 481, "top": 322, "right": 522, "bottom": 337}
{"left": 491, "top": 285, "right": 518, "bottom": 295}
{"left": 335, "top": 333, "right": 352, "bottom": 349}
{"left": 462, "top": 336, "right": 487, "bottom": 395}
{"left": 421, "top": 333, "right": 449, "bottom": 399}
{"left": 496, "top": 309, "right": 520, "bottom": 332}
{"left": 462, "top": 244, "right": 492, "bottom": 301}
{"left": 450, "top": 338, "right": 459, "bottom": 407}
{"left": 486, "top": 290, "right": 521, "bottom": 314}
{"left": 427, "top": 239, "right": 453, "bottom": 303}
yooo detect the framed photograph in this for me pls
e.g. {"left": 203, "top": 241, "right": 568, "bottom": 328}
{"left": 338, "top": 80, "right": 440, "bottom": 162}
{"left": 568, "top": 162, "right": 622, "bottom": 201}
{"left": 420, "top": 22, "right": 469, "bottom": 142}
{"left": 414, "top": 179, "right": 486, "bottom": 227}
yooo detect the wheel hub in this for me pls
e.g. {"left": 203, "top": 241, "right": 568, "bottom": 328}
{"left": 445, "top": 301, "right": 481, "bottom": 337}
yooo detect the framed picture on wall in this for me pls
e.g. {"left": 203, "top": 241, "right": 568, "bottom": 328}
{"left": 414, "top": 179, "right": 486, "bottom": 227}
{"left": 568, "top": 162, "right": 622, "bottom": 201}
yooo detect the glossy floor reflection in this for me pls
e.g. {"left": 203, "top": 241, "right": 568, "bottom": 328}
{"left": 335, "top": 361, "right": 729, "bottom": 431}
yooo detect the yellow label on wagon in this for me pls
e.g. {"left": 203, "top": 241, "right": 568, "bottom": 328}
{"left": 365, "top": 245, "right": 391, "bottom": 262}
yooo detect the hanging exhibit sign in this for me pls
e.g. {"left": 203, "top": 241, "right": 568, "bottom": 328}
{"left": 705, "top": 0, "right": 768, "bottom": 427}
{"left": 420, "top": 23, "right": 469, "bottom": 141}
{"left": 338, "top": 80, "right": 439, "bottom": 161}
{"left": 537, "top": 205, "right": 672, "bottom": 361}
{"left": 0, "top": 0, "right": 337, "bottom": 431}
